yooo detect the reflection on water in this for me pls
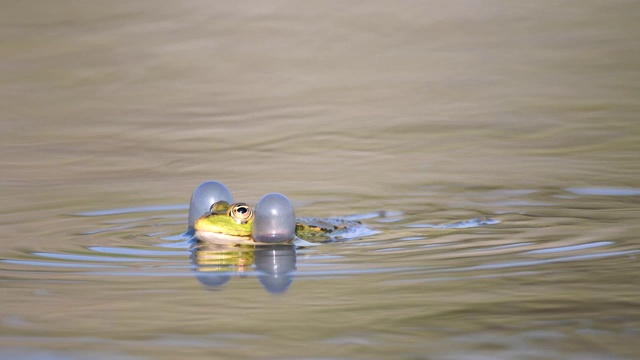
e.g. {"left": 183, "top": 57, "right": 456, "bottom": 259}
{"left": 191, "top": 243, "right": 297, "bottom": 294}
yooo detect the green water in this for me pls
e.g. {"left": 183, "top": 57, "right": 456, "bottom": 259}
{"left": 1, "top": 1, "right": 639, "bottom": 359}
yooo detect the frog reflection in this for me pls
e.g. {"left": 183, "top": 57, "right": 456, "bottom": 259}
{"left": 190, "top": 242, "right": 296, "bottom": 293}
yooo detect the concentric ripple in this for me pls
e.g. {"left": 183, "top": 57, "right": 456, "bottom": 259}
{"left": 3, "top": 186, "right": 637, "bottom": 293}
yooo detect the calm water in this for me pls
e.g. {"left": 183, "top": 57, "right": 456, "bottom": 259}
{"left": 2, "top": 1, "right": 640, "bottom": 359}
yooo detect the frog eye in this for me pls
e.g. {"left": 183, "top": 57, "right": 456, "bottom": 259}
{"left": 210, "top": 201, "right": 230, "bottom": 214}
{"left": 231, "top": 203, "right": 253, "bottom": 223}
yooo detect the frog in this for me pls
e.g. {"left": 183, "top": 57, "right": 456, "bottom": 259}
{"left": 194, "top": 200, "right": 362, "bottom": 244}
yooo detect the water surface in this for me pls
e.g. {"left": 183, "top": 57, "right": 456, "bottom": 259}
{"left": 1, "top": 1, "right": 639, "bottom": 359}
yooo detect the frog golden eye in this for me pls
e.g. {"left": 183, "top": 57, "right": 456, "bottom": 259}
{"left": 231, "top": 203, "right": 253, "bottom": 223}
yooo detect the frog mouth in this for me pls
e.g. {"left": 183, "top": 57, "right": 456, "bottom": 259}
{"left": 194, "top": 229, "right": 254, "bottom": 244}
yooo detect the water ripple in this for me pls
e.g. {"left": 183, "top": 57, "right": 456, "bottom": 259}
{"left": 33, "top": 252, "right": 161, "bottom": 262}
{"left": 566, "top": 187, "right": 640, "bottom": 196}
{"left": 4, "top": 187, "right": 635, "bottom": 292}
{"left": 1, "top": 259, "right": 126, "bottom": 269}
{"left": 75, "top": 205, "right": 188, "bottom": 217}
{"left": 525, "top": 241, "right": 614, "bottom": 254}
{"left": 89, "top": 247, "right": 188, "bottom": 257}
{"left": 408, "top": 217, "right": 500, "bottom": 229}
{"left": 478, "top": 250, "right": 638, "bottom": 270}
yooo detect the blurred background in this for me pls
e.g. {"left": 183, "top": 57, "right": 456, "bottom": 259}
{"left": 1, "top": 1, "right": 639, "bottom": 359}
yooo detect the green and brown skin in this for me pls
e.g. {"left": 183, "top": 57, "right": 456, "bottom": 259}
{"left": 194, "top": 201, "right": 353, "bottom": 243}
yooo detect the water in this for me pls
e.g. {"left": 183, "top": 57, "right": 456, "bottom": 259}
{"left": 1, "top": 1, "right": 640, "bottom": 359}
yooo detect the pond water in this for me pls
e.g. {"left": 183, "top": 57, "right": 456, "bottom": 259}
{"left": 1, "top": 1, "right": 640, "bottom": 359}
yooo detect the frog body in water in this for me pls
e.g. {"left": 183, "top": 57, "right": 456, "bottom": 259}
{"left": 194, "top": 200, "right": 362, "bottom": 244}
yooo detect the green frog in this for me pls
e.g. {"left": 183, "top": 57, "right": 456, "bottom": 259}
{"left": 194, "top": 200, "right": 362, "bottom": 244}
